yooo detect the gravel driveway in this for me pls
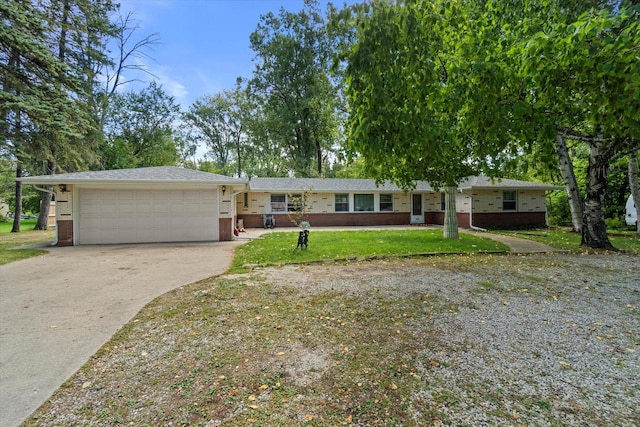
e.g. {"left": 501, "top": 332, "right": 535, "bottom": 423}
{"left": 259, "top": 253, "right": 640, "bottom": 425}
{"left": 0, "top": 241, "right": 247, "bottom": 427}
{"left": 21, "top": 251, "right": 640, "bottom": 426}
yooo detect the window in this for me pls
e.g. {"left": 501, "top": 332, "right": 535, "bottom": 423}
{"left": 335, "top": 193, "right": 349, "bottom": 212}
{"left": 503, "top": 191, "right": 517, "bottom": 211}
{"left": 380, "top": 194, "right": 393, "bottom": 212}
{"left": 287, "top": 194, "right": 302, "bottom": 212}
{"left": 440, "top": 193, "right": 446, "bottom": 211}
{"left": 243, "top": 193, "right": 249, "bottom": 208}
{"left": 270, "top": 194, "right": 286, "bottom": 212}
{"left": 354, "top": 194, "right": 374, "bottom": 212}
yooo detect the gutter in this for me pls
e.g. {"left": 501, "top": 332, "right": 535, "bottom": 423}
{"left": 31, "top": 185, "right": 58, "bottom": 246}
{"left": 461, "top": 190, "right": 487, "bottom": 232}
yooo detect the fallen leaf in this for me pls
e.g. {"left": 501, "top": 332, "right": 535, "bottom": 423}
{"left": 304, "top": 414, "right": 314, "bottom": 421}
{"left": 259, "top": 384, "right": 269, "bottom": 391}
{"left": 345, "top": 415, "right": 353, "bottom": 424}
{"left": 390, "top": 383, "right": 398, "bottom": 390}
{"left": 248, "top": 404, "right": 258, "bottom": 409}
{"left": 248, "top": 395, "right": 256, "bottom": 401}
{"left": 277, "top": 352, "right": 285, "bottom": 356}
{"left": 81, "top": 381, "right": 91, "bottom": 389}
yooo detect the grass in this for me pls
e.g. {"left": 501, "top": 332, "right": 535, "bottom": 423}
{"left": 0, "top": 219, "right": 55, "bottom": 265}
{"left": 499, "top": 227, "right": 640, "bottom": 254}
{"left": 230, "top": 229, "right": 509, "bottom": 273}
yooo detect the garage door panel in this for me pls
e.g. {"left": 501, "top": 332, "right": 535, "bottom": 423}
{"left": 78, "top": 189, "right": 219, "bottom": 244}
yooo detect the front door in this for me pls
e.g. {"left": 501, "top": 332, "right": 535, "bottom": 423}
{"left": 411, "top": 193, "right": 424, "bottom": 224}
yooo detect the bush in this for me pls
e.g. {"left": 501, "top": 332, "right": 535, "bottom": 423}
{"left": 605, "top": 217, "right": 626, "bottom": 231}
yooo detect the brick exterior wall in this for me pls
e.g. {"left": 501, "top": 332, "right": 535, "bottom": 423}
{"left": 219, "top": 217, "right": 233, "bottom": 241}
{"left": 239, "top": 212, "right": 411, "bottom": 228}
{"left": 239, "top": 211, "right": 546, "bottom": 229}
{"left": 472, "top": 212, "right": 546, "bottom": 229}
{"left": 57, "top": 220, "right": 74, "bottom": 246}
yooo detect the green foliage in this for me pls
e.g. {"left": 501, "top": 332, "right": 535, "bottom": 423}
{"left": 183, "top": 83, "right": 250, "bottom": 177}
{"left": 99, "top": 82, "right": 181, "bottom": 169}
{"left": 343, "top": 0, "right": 516, "bottom": 191}
{"left": 249, "top": 0, "right": 341, "bottom": 177}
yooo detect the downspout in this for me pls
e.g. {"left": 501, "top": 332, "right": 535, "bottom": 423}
{"left": 32, "top": 185, "right": 58, "bottom": 246}
{"left": 461, "top": 190, "right": 487, "bottom": 232}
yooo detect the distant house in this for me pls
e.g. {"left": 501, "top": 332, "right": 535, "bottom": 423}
{"left": 0, "top": 201, "right": 9, "bottom": 218}
{"left": 19, "top": 167, "right": 560, "bottom": 246}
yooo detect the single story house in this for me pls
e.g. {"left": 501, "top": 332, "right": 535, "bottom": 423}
{"left": 237, "top": 176, "right": 561, "bottom": 230}
{"left": 19, "top": 166, "right": 560, "bottom": 246}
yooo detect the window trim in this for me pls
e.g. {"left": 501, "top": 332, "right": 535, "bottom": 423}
{"left": 354, "top": 193, "right": 374, "bottom": 212}
{"left": 335, "top": 193, "right": 349, "bottom": 212}
{"left": 503, "top": 191, "right": 517, "bottom": 211}
{"left": 440, "top": 192, "right": 446, "bottom": 211}
{"left": 379, "top": 193, "right": 393, "bottom": 212}
{"left": 270, "top": 193, "right": 286, "bottom": 213}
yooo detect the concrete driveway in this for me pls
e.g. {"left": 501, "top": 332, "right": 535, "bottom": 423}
{"left": 0, "top": 239, "right": 252, "bottom": 427}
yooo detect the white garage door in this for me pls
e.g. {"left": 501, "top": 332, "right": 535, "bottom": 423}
{"left": 78, "top": 189, "right": 219, "bottom": 244}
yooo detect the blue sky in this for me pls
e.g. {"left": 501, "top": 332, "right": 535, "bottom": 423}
{"left": 116, "top": 0, "right": 356, "bottom": 108}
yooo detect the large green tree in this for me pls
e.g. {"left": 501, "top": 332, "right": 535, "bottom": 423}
{"left": 1, "top": 0, "right": 114, "bottom": 232}
{"left": 343, "top": 0, "right": 515, "bottom": 238}
{"left": 183, "top": 82, "right": 251, "bottom": 177}
{"left": 100, "top": 82, "right": 181, "bottom": 169}
{"left": 249, "top": 0, "right": 340, "bottom": 177}
{"left": 508, "top": 0, "right": 640, "bottom": 249}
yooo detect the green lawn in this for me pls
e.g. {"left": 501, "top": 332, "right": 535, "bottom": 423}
{"left": 500, "top": 228, "right": 640, "bottom": 254}
{"left": 0, "top": 219, "right": 55, "bottom": 265}
{"left": 230, "top": 229, "right": 509, "bottom": 273}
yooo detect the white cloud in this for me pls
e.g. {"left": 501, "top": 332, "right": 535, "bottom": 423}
{"left": 128, "top": 58, "right": 188, "bottom": 103}
{"left": 153, "top": 67, "right": 188, "bottom": 100}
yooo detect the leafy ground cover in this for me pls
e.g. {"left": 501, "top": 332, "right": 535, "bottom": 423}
{"left": 0, "top": 220, "right": 54, "bottom": 265}
{"left": 25, "top": 253, "right": 639, "bottom": 426}
{"left": 501, "top": 228, "right": 640, "bottom": 254}
{"left": 230, "top": 229, "right": 508, "bottom": 273}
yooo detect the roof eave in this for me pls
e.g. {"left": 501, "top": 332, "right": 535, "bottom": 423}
{"left": 460, "top": 185, "right": 563, "bottom": 191}
{"left": 18, "top": 178, "right": 248, "bottom": 186}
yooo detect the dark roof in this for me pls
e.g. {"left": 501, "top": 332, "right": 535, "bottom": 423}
{"left": 249, "top": 177, "right": 560, "bottom": 192}
{"left": 18, "top": 166, "right": 247, "bottom": 186}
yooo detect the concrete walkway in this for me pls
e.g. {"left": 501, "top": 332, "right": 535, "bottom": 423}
{"left": 0, "top": 241, "right": 248, "bottom": 427}
{"left": 461, "top": 230, "right": 563, "bottom": 253}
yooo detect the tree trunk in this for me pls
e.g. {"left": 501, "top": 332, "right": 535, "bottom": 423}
{"left": 316, "top": 138, "right": 322, "bottom": 176}
{"left": 554, "top": 133, "right": 583, "bottom": 232}
{"left": 629, "top": 149, "right": 639, "bottom": 235}
{"left": 443, "top": 185, "right": 459, "bottom": 239}
{"left": 581, "top": 141, "right": 615, "bottom": 250}
{"left": 34, "top": 160, "right": 56, "bottom": 230}
{"left": 236, "top": 125, "right": 243, "bottom": 178}
{"left": 11, "top": 164, "right": 22, "bottom": 233}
